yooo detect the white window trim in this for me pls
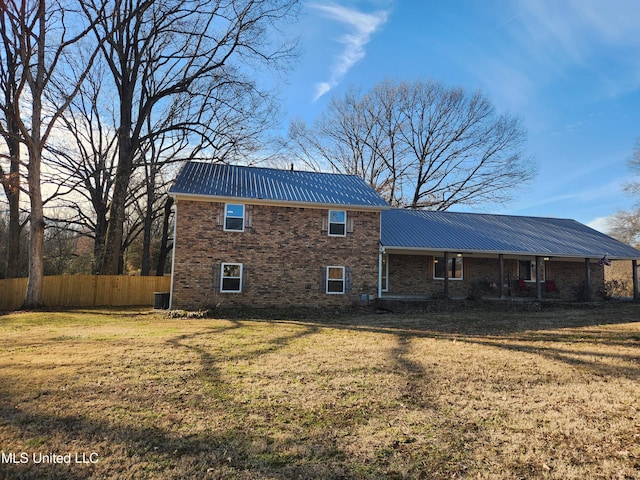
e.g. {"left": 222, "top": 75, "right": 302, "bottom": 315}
{"left": 326, "top": 266, "right": 345, "bottom": 294}
{"left": 224, "top": 203, "right": 245, "bottom": 232}
{"left": 381, "top": 253, "right": 389, "bottom": 292}
{"left": 221, "top": 262, "right": 243, "bottom": 293}
{"left": 433, "top": 256, "right": 464, "bottom": 280}
{"left": 328, "top": 210, "right": 347, "bottom": 237}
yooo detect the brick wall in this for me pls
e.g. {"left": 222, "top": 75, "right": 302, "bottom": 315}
{"left": 171, "top": 200, "right": 381, "bottom": 310}
{"left": 386, "top": 254, "right": 606, "bottom": 300}
{"left": 604, "top": 260, "right": 635, "bottom": 296}
{"left": 546, "top": 260, "right": 605, "bottom": 300}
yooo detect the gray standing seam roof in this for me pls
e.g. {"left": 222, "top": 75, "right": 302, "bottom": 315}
{"left": 169, "top": 161, "right": 390, "bottom": 209}
{"left": 381, "top": 209, "right": 640, "bottom": 260}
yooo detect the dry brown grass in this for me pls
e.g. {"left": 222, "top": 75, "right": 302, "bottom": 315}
{"left": 0, "top": 304, "right": 639, "bottom": 479}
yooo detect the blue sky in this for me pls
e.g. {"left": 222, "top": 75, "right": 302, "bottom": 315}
{"left": 279, "top": 0, "right": 640, "bottom": 232}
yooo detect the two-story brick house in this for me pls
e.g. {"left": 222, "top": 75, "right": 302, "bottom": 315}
{"left": 169, "top": 162, "right": 640, "bottom": 310}
{"left": 169, "top": 162, "right": 389, "bottom": 310}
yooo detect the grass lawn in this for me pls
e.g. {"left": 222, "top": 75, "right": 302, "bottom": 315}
{"left": 1, "top": 304, "right": 639, "bottom": 479}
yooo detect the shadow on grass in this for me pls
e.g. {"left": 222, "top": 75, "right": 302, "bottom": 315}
{"left": 459, "top": 336, "right": 640, "bottom": 379}
{"left": 0, "top": 319, "right": 336, "bottom": 479}
{"left": 0, "top": 317, "right": 429, "bottom": 479}
{"left": 1, "top": 305, "right": 638, "bottom": 479}
{"left": 264, "top": 301, "right": 640, "bottom": 380}
{"left": 0, "top": 403, "right": 304, "bottom": 480}
{"left": 165, "top": 319, "right": 321, "bottom": 387}
{"left": 322, "top": 301, "right": 640, "bottom": 336}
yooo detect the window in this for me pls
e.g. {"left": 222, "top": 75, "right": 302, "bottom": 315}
{"left": 433, "top": 256, "right": 463, "bottom": 280}
{"left": 326, "top": 266, "right": 345, "bottom": 294}
{"left": 518, "top": 259, "right": 545, "bottom": 282}
{"left": 224, "top": 204, "right": 244, "bottom": 231}
{"left": 221, "top": 263, "right": 243, "bottom": 292}
{"left": 328, "top": 210, "right": 346, "bottom": 236}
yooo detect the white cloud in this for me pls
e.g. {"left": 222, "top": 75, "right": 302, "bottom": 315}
{"left": 314, "top": 81, "right": 331, "bottom": 100}
{"left": 586, "top": 216, "right": 611, "bottom": 233}
{"left": 310, "top": 3, "right": 389, "bottom": 100}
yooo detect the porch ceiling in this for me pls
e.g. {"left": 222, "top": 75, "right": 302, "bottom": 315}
{"left": 381, "top": 248, "right": 624, "bottom": 262}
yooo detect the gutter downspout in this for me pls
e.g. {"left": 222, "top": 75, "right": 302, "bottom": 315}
{"left": 378, "top": 247, "right": 383, "bottom": 299}
{"left": 168, "top": 198, "right": 178, "bottom": 310}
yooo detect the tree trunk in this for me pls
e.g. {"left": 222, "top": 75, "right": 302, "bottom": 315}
{"left": 140, "top": 165, "right": 156, "bottom": 276}
{"left": 101, "top": 152, "right": 131, "bottom": 274}
{"left": 155, "top": 197, "right": 173, "bottom": 276}
{"left": 1, "top": 39, "right": 21, "bottom": 278}
{"left": 2, "top": 151, "right": 21, "bottom": 279}
{"left": 22, "top": 1, "right": 46, "bottom": 309}
{"left": 22, "top": 146, "right": 45, "bottom": 309}
{"left": 140, "top": 210, "right": 153, "bottom": 276}
{"left": 101, "top": 87, "right": 134, "bottom": 275}
{"left": 92, "top": 209, "right": 108, "bottom": 275}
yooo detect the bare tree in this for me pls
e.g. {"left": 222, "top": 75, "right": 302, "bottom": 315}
{"left": 1, "top": 0, "right": 103, "bottom": 308}
{"left": 289, "top": 79, "right": 535, "bottom": 210}
{"left": 47, "top": 52, "right": 281, "bottom": 275}
{"left": 609, "top": 139, "right": 640, "bottom": 249}
{"left": 625, "top": 137, "right": 640, "bottom": 199}
{"left": 43, "top": 64, "right": 118, "bottom": 273}
{"left": 81, "top": 0, "right": 299, "bottom": 275}
{"left": 289, "top": 85, "right": 403, "bottom": 204}
{"left": 0, "top": 7, "right": 23, "bottom": 278}
{"left": 43, "top": 220, "right": 93, "bottom": 275}
{"left": 607, "top": 209, "right": 640, "bottom": 248}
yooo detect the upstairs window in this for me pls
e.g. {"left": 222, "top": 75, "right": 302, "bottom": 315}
{"left": 328, "top": 210, "right": 346, "bottom": 236}
{"left": 224, "top": 204, "right": 244, "bottom": 231}
{"left": 433, "top": 256, "right": 463, "bottom": 280}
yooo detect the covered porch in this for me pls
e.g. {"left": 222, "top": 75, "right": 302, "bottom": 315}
{"left": 378, "top": 249, "right": 639, "bottom": 302}
{"left": 379, "top": 209, "right": 640, "bottom": 303}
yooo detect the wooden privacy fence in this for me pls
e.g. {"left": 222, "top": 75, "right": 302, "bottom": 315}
{"left": 0, "top": 275, "right": 171, "bottom": 311}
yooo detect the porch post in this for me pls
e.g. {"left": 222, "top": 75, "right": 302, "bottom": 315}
{"left": 535, "top": 256, "right": 542, "bottom": 300}
{"left": 584, "top": 258, "right": 592, "bottom": 301}
{"left": 499, "top": 254, "right": 505, "bottom": 300}
{"left": 443, "top": 251, "right": 449, "bottom": 299}
{"left": 633, "top": 259, "right": 638, "bottom": 301}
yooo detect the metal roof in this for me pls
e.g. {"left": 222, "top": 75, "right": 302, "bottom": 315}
{"left": 381, "top": 209, "right": 640, "bottom": 260}
{"left": 169, "top": 161, "right": 389, "bottom": 209}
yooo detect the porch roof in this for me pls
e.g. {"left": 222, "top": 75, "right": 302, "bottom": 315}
{"left": 381, "top": 209, "right": 640, "bottom": 260}
{"left": 169, "top": 162, "right": 390, "bottom": 210}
